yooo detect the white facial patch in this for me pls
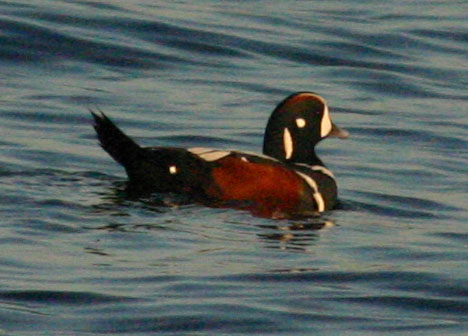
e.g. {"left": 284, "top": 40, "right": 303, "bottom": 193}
{"left": 296, "top": 118, "right": 306, "bottom": 128}
{"left": 169, "top": 165, "right": 178, "bottom": 174}
{"left": 283, "top": 128, "right": 293, "bottom": 160}
{"left": 320, "top": 104, "right": 332, "bottom": 138}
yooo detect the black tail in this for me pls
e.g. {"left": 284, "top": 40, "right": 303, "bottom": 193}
{"left": 91, "top": 109, "right": 142, "bottom": 168}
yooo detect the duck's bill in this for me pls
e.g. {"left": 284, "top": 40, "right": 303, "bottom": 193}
{"left": 329, "top": 122, "right": 349, "bottom": 139}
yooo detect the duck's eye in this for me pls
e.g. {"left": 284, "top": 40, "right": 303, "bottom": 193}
{"left": 295, "top": 118, "right": 306, "bottom": 128}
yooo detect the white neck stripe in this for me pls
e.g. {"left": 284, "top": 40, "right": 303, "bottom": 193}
{"left": 283, "top": 128, "right": 293, "bottom": 160}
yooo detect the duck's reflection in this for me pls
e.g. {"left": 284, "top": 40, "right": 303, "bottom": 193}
{"left": 92, "top": 180, "right": 335, "bottom": 252}
{"left": 257, "top": 220, "right": 334, "bottom": 251}
{"left": 91, "top": 181, "right": 190, "bottom": 217}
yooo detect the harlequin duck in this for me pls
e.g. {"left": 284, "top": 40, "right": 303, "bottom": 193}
{"left": 91, "top": 92, "right": 348, "bottom": 218}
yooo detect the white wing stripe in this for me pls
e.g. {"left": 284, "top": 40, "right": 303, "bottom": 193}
{"left": 188, "top": 147, "right": 231, "bottom": 161}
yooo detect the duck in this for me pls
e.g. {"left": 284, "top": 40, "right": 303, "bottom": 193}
{"left": 91, "top": 92, "right": 348, "bottom": 218}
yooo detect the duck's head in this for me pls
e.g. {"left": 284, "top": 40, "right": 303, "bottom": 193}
{"left": 263, "top": 92, "right": 348, "bottom": 164}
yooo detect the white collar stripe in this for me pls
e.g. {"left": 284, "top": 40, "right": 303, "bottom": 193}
{"left": 295, "top": 163, "right": 335, "bottom": 179}
{"left": 295, "top": 171, "right": 325, "bottom": 212}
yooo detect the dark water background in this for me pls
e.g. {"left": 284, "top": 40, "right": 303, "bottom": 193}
{"left": 1, "top": 0, "right": 467, "bottom": 334}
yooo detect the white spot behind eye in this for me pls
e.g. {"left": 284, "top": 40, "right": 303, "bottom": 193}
{"left": 296, "top": 118, "right": 306, "bottom": 128}
{"left": 283, "top": 128, "right": 293, "bottom": 159}
{"left": 320, "top": 104, "right": 332, "bottom": 137}
{"left": 241, "top": 157, "right": 248, "bottom": 162}
{"left": 169, "top": 165, "right": 177, "bottom": 174}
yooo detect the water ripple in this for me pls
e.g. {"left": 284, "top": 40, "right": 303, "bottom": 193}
{"left": 0, "top": 290, "right": 136, "bottom": 305}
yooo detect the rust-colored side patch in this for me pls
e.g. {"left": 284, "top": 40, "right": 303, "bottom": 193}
{"left": 206, "top": 156, "right": 307, "bottom": 215}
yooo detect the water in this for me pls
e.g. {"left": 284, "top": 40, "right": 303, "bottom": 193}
{"left": 1, "top": 0, "right": 467, "bottom": 334}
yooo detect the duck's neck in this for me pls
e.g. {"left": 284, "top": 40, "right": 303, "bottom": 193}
{"left": 299, "top": 149, "right": 324, "bottom": 167}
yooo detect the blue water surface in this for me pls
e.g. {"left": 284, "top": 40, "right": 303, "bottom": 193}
{"left": 0, "top": 0, "right": 467, "bottom": 335}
